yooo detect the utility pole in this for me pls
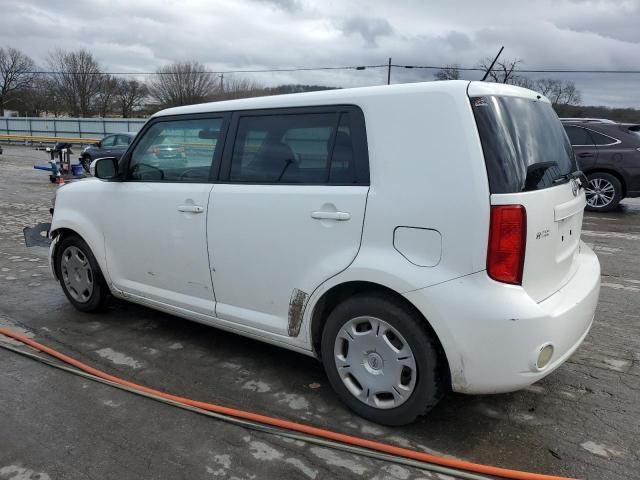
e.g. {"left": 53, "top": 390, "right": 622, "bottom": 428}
{"left": 387, "top": 57, "right": 392, "bottom": 85}
{"left": 220, "top": 73, "right": 224, "bottom": 93}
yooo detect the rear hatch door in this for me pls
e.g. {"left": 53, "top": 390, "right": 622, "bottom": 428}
{"left": 470, "top": 89, "right": 585, "bottom": 302}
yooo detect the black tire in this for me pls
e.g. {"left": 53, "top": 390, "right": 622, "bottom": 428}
{"left": 321, "top": 293, "right": 446, "bottom": 426}
{"left": 56, "top": 234, "right": 109, "bottom": 312}
{"left": 80, "top": 155, "right": 92, "bottom": 173}
{"left": 585, "top": 172, "right": 623, "bottom": 212}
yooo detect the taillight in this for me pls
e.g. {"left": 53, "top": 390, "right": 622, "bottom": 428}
{"left": 487, "top": 205, "right": 527, "bottom": 285}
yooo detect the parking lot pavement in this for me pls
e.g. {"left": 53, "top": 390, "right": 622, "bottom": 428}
{"left": 1, "top": 144, "right": 639, "bottom": 480}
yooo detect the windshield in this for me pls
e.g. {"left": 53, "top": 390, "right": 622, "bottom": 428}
{"left": 471, "top": 95, "right": 577, "bottom": 194}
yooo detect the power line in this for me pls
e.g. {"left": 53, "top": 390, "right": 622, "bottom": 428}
{"left": 18, "top": 63, "right": 640, "bottom": 76}
{"left": 23, "top": 64, "right": 388, "bottom": 75}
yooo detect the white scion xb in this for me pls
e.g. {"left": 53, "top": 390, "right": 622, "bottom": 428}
{"left": 50, "top": 81, "right": 600, "bottom": 425}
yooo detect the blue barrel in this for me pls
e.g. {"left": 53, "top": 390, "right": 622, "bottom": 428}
{"left": 71, "top": 164, "right": 84, "bottom": 176}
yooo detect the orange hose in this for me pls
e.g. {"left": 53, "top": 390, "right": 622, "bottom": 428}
{"left": 0, "top": 328, "right": 574, "bottom": 480}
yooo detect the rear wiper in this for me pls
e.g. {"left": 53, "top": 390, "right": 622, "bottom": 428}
{"left": 553, "top": 170, "right": 588, "bottom": 189}
{"left": 524, "top": 162, "right": 557, "bottom": 191}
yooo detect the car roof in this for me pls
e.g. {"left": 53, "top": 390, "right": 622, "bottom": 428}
{"left": 152, "top": 80, "right": 549, "bottom": 118}
{"left": 106, "top": 132, "right": 136, "bottom": 137}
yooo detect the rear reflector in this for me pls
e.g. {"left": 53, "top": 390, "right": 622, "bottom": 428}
{"left": 487, "top": 205, "right": 527, "bottom": 285}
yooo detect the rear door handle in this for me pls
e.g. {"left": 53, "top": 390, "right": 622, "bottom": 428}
{"left": 311, "top": 211, "right": 351, "bottom": 221}
{"left": 178, "top": 205, "right": 204, "bottom": 213}
{"left": 577, "top": 152, "right": 594, "bottom": 158}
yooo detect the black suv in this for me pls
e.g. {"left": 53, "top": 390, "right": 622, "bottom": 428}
{"left": 80, "top": 133, "right": 136, "bottom": 171}
{"left": 562, "top": 119, "right": 640, "bottom": 211}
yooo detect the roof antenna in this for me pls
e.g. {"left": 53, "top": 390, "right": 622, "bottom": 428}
{"left": 481, "top": 46, "right": 504, "bottom": 81}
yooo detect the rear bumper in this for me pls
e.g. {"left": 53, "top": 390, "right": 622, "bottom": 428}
{"left": 404, "top": 241, "right": 600, "bottom": 394}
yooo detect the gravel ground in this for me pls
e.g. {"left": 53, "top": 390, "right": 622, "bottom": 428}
{"left": 0, "top": 144, "right": 639, "bottom": 480}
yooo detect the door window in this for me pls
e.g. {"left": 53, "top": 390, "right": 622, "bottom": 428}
{"left": 128, "top": 118, "right": 223, "bottom": 182}
{"left": 230, "top": 112, "right": 358, "bottom": 184}
{"left": 564, "top": 126, "right": 594, "bottom": 146}
{"left": 101, "top": 135, "right": 116, "bottom": 147}
{"left": 587, "top": 130, "right": 619, "bottom": 146}
{"left": 116, "top": 135, "right": 132, "bottom": 146}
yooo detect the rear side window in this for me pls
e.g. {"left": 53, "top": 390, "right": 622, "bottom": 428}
{"left": 588, "top": 130, "right": 619, "bottom": 146}
{"left": 228, "top": 110, "right": 365, "bottom": 184}
{"left": 564, "top": 126, "right": 594, "bottom": 146}
{"left": 471, "top": 96, "right": 577, "bottom": 193}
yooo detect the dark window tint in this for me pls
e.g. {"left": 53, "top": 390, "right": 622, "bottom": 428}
{"left": 330, "top": 114, "right": 355, "bottom": 183}
{"left": 230, "top": 112, "right": 358, "bottom": 184}
{"left": 564, "top": 126, "right": 594, "bottom": 146}
{"left": 116, "top": 135, "right": 132, "bottom": 146}
{"left": 128, "top": 118, "right": 222, "bottom": 182}
{"left": 101, "top": 135, "right": 116, "bottom": 147}
{"left": 471, "top": 96, "right": 577, "bottom": 193}
{"left": 588, "top": 130, "right": 618, "bottom": 146}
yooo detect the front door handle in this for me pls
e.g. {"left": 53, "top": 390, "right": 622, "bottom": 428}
{"left": 311, "top": 211, "right": 351, "bottom": 221}
{"left": 178, "top": 205, "right": 204, "bottom": 213}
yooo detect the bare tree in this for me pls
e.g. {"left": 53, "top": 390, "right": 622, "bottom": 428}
{"left": 211, "top": 76, "right": 264, "bottom": 101}
{"left": 531, "top": 78, "right": 581, "bottom": 106}
{"left": 509, "top": 76, "right": 535, "bottom": 89}
{"left": 434, "top": 64, "right": 461, "bottom": 81}
{"left": 477, "top": 57, "right": 523, "bottom": 84}
{"left": 0, "top": 47, "right": 36, "bottom": 116}
{"left": 114, "top": 78, "right": 148, "bottom": 117}
{"left": 95, "top": 75, "right": 118, "bottom": 117}
{"left": 149, "top": 61, "right": 216, "bottom": 108}
{"left": 47, "top": 49, "right": 103, "bottom": 117}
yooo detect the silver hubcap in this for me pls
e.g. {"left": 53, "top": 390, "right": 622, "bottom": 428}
{"left": 585, "top": 178, "right": 615, "bottom": 208}
{"left": 333, "top": 316, "right": 417, "bottom": 409}
{"left": 61, "top": 246, "right": 94, "bottom": 303}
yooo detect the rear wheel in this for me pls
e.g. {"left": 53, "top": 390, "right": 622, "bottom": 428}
{"left": 321, "top": 293, "right": 445, "bottom": 425}
{"left": 585, "top": 172, "right": 622, "bottom": 212}
{"left": 56, "top": 234, "right": 109, "bottom": 312}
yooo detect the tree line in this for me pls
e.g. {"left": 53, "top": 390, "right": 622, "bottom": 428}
{"left": 1, "top": 46, "right": 636, "bottom": 121}
{"left": 0, "top": 47, "right": 277, "bottom": 118}
{"left": 434, "top": 59, "right": 582, "bottom": 106}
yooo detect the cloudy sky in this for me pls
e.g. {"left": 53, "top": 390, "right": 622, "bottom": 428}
{"left": 2, "top": 0, "right": 639, "bottom": 107}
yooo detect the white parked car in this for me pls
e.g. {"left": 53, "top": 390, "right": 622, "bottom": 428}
{"left": 49, "top": 81, "right": 600, "bottom": 425}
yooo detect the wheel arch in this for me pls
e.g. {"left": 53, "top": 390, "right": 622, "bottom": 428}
{"left": 309, "top": 280, "right": 452, "bottom": 387}
{"left": 50, "top": 221, "right": 108, "bottom": 284}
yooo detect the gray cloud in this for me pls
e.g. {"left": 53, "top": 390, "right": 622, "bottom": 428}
{"left": 337, "top": 16, "right": 394, "bottom": 47}
{"left": 0, "top": 0, "right": 638, "bottom": 107}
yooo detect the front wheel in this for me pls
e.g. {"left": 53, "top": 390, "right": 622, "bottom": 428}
{"left": 585, "top": 172, "right": 623, "bottom": 212}
{"left": 321, "top": 293, "right": 446, "bottom": 425}
{"left": 56, "top": 234, "right": 109, "bottom": 312}
{"left": 80, "top": 155, "right": 92, "bottom": 173}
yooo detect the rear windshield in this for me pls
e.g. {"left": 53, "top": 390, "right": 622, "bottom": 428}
{"left": 471, "top": 95, "right": 577, "bottom": 194}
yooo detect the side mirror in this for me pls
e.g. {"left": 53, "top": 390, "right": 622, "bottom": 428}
{"left": 91, "top": 157, "right": 119, "bottom": 180}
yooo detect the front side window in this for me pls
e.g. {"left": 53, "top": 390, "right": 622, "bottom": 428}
{"left": 101, "top": 136, "right": 116, "bottom": 147}
{"left": 471, "top": 96, "right": 577, "bottom": 193}
{"left": 128, "top": 118, "right": 222, "bottom": 182}
{"left": 116, "top": 135, "right": 132, "bottom": 146}
{"left": 230, "top": 112, "right": 357, "bottom": 184}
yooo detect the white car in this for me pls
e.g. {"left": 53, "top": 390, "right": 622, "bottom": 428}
{"left": 49, "top": 81, "right": 600, "bottom": 425}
